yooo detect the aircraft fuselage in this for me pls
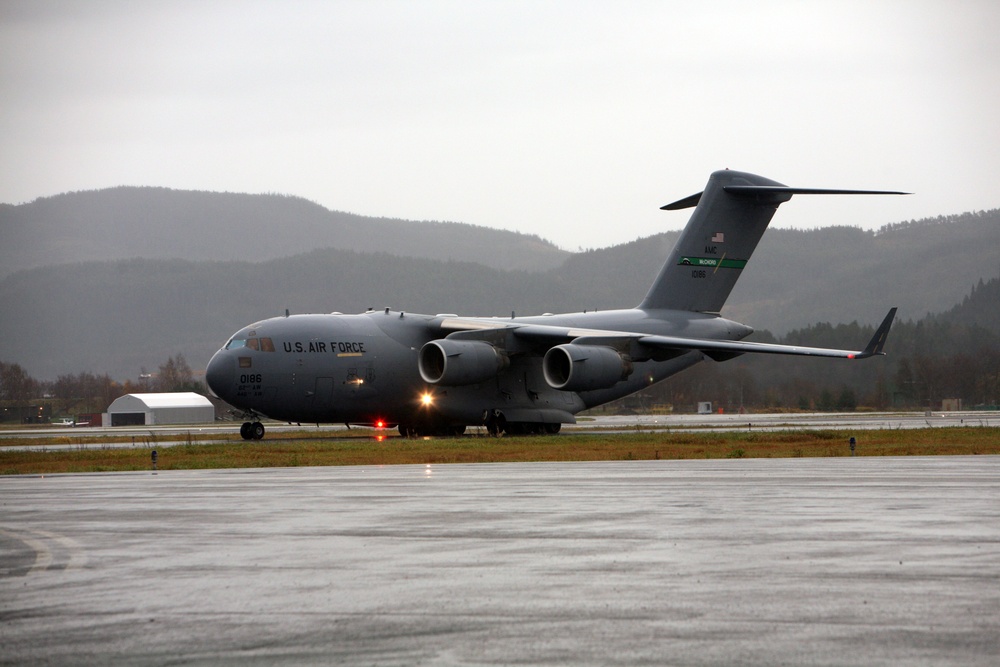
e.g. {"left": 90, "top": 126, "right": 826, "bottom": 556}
{"left": 205, "top": 169, "right": 903, "bottom": 438}
{"left": 205, "top": 307, "right": 748, "bottom": 432}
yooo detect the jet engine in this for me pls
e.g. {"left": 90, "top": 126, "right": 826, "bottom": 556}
{"left": 419, "top": 339, "right": 509, "bottom": 386}
{"left": 542, "top": 344, "right": 633, "bottom": 392}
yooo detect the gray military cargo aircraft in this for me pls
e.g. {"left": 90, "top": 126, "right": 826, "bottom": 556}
{"left": 206, "top": 169, "right": 904, "bottom": 440}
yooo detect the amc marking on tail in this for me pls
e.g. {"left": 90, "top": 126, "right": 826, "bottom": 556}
{"left": 679, "top": 257, "right": 748, "bottom": 269}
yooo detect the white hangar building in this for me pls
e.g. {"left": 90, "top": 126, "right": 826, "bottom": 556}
{"left": 106, "top": 392, "right": 215, "bottom": 426}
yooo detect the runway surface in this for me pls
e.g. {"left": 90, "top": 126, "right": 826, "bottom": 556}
{"left": 2, "top": 456, "right": 999, "bottom": 665}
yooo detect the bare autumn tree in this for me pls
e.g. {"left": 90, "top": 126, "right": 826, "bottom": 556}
{"left": 155, "top": 354, "right": 201, "bottom": 392}
{"left": 51, "top": 371, "right": 124, "bottom": 413}
{"left": 0, "top": 361, "right": 39, "bottom": 402}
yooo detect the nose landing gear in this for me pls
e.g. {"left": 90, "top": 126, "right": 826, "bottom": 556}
{"left": 239, "top": 421, "right": 265, "bottom": 440}
{"left": 232, "top": 410, "right": 265, "bottom": 440}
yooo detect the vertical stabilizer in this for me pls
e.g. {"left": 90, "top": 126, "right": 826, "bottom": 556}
{"left": 638, "top": 170, "right": 790, "bottom": 313}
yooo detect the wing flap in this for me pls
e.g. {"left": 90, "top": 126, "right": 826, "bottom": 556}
{"left": 639, "top": 335, "right": 864, "bottom": 359}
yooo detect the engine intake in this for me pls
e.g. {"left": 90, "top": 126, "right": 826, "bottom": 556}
{"left": 543, "top": 344, "right": 633, "bottom": 392}
{"left": 419, "top": 339, "right": 509, "bottom": 386}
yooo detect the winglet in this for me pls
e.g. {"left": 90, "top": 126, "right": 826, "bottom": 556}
{"left": 854, "top": 308, "right": 897, "bottom": 359}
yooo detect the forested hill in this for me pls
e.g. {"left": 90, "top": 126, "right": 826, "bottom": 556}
{"left": 0, "top": 199, "right": 997, "bottom": 380}
{"left": 539, "top": 209, "right": 1000, "bottom": 333}
{"left": 0, "top": 187, "right": 568, "bottom": 277}
{"left": 724, "top": 210, "right": 1000, "bottom": 331}
{"left": 931, "top": 276, "right": 1000, "bottom": 332}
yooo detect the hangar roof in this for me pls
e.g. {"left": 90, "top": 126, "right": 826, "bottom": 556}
{"left": 109, "top": 392, "right": 213, "bottom": 410}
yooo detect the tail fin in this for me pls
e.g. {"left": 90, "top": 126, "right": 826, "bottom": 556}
{"left": 638, "top": 170, "right": 788, "bottom": 313}
{"left": 638, "top": 170, "right": 908, "bottom": 313}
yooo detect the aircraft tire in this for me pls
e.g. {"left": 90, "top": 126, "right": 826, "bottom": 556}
{"left": 251, "top": 422, "right": 265, "bottom": 440}
{"left": 501, "top": 421, "right": 557, "bottom": 436}
{"left": 399, "top": 422, "right": 467, "bottom": 437}
{"left": 240, "top": 422, "right": 253, "bottom": 440}
{"left": 486, "top": 413, "right": 505, "bottom": 436}
{"left": 509, "top": 422, "right": 533, "bottom": 435}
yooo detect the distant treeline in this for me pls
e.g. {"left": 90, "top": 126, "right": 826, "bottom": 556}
{"left": 617, "top": 278, "right": 1000, "bottom": 412}
{"left": 0, "top": 354, "right": 201, "bottom": 422}
{"left": 3, "top": 280, "right": 998, "bottom": 419}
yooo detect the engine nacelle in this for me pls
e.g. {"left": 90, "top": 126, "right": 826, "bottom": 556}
{"left": 418, "top": 339, "right": 509, "bottom": 386}
{"left": 543, "top": 344, "right": 633, "bottom": 392}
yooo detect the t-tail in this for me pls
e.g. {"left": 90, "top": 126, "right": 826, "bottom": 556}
{"left": 638, "top": 169, "right": 908, "bottom": 313}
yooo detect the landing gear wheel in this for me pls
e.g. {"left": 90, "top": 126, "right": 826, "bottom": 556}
{"left": 485, "top": 411, "right": 505, "bottom": 437}
{"left": 240, "top": 421, "right": 265, "bottom": 440}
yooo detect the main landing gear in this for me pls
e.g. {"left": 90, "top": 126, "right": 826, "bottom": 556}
{"left": 397, "top": 423, "right": 467, "bottom": 438}
{"left": 483, "top": 409, "right": 561, "bottom": 436}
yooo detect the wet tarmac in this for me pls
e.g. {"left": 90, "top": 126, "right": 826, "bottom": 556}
{"left": 2, "top": 456, "right": 999, "bottom": 665}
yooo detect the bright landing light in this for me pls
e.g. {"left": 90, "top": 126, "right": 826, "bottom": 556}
{"left": 420, "top": 392, "right": 434, "bottom": 407}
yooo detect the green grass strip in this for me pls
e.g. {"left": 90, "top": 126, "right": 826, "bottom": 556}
{"left": 2, "top": 427, "right": 997, "bottom": 475}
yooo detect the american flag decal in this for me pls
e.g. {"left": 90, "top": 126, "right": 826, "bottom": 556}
{"left": 711, "top": 232, "right": 725, "bottom": 243}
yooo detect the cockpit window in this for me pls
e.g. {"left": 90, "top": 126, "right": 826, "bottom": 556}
{"left": 225, "top": 337, "right": 275, "bottom": 352}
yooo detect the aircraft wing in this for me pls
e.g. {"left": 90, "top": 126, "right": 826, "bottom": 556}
{"left": 635, "top": 312, "right": 894, "bottom": 360}
{"left": 438, "top": 308, "right": 897, "bottom": 361}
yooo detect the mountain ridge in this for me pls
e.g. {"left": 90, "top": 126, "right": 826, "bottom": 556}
{"left": 0, "top": 186, "right": 569, "bottom": 277}
{"left": 1, "top": 185, "right": 997, "bottom": 381}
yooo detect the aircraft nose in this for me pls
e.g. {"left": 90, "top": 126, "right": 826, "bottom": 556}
{"left": 205, "top": 350, "right": 234, "bottom": 399}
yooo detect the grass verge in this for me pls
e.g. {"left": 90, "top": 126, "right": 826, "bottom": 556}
{"left": 1, "top": 427, "right": 998, "bottom": 475}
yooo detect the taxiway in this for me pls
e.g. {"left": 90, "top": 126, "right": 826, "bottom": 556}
{"left": 2, "top": 411, "right": 996, "bottom": 452}
{"left": 2, "top": 456, "right": 998, "bottom": 665}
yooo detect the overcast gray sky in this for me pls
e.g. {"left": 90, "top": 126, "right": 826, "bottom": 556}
{"left": 2, "top": 0, "right": 998, "bottom": 250}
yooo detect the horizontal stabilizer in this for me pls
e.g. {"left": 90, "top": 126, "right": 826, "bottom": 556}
{"left": 661, "top": 183, "right": 910, "bottom": 210}
{"left": 661, "top": 191, "right": 703, "bottom": 210}
{"left": 648, "top": 171, "right": 909, "bottom": 312}
{"left": 724, "top": 185, "right": 911, "bottom": 197}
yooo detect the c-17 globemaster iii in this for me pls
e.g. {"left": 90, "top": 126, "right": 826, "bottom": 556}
{"left": 206, "top": 169, "right": 905, "bottom": 439}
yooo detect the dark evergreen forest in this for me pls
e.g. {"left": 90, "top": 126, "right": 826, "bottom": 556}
{"left": 623, "top": 277, "right": 1000, "bottom": 413}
